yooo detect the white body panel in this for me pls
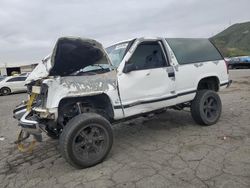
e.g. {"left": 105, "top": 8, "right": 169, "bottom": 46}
{"left": 117, "top": 68, "right": 176, "bottom": 117}
{"left": 116, "top": 38, "right": 176, "bottom": 117}
{"left": 114, "top": 37, "right": 228, "bottom": 119}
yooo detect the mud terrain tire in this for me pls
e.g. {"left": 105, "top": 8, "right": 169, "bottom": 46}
{"left": 59, "top": 113, "right": 113, "bottom": 168}
{"left": 191, "top": 90, "right": 222, "bottom": 126}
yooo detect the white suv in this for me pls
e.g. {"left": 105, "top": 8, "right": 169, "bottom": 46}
{"left": 0, "top": 76, "right": 27, "bottom": 95}
{"left": 14, "top": 37, "right": 231, "bottom": 168}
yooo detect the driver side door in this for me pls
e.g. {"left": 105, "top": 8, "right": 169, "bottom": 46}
{"left": 117, "top": 40, "right": 176, "bottom": 117}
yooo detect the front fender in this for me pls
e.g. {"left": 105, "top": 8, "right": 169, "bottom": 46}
{"left": 43, "top": 71, "right": 117, "bottom": 109}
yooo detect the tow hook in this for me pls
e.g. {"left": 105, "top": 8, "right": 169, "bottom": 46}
{"left": 15, "top": 130, "right": 36, "bottom": 152}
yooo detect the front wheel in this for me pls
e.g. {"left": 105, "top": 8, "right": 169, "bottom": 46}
{"left": 191, "top": 90, "right": 222, "bottom": 126}
{"left": 59, "top": 113, "right": 113, "bottom": 168}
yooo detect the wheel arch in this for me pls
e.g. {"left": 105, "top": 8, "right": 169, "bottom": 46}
{"left": 58, "top": 93, "right": 115, "bottom": 123}
{"left": 197, "top": 76, "right": 220, "bottom": 92}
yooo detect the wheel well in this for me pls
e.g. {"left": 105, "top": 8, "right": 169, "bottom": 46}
{"left": 57, "top": 94, "right": 114, "bottom": 126}
{"left": 1, "top": 87, "right": 11, "bottom": 91}
{"left": 0, "top": 87, "right": 11, "bottom": 93}
{"left": 197, "top": 76, "right": 219, "bottom": 91}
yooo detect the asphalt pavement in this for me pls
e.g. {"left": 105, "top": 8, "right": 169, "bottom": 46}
{"left": 0, "top": 70, "right": 250, "bottom": 188}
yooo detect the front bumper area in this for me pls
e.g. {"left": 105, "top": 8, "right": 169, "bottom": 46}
{"left": 13, "top": 103, "right": 27, "bottom": 120}
{"left": 13, "top": 104, "right": 43, "bottom": 142}
{"left": 19, "top": 111, "right": 41, "bottom": 134}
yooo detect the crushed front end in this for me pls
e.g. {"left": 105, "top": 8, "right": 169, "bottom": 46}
{"left": 13, "top": 82, "right": 52, "bottom": 144}
{"left": 13, "top": 37, "right": 114, "bottom": 148}
{"left": 13, "top": 58, "right": 59, "bottom": 145}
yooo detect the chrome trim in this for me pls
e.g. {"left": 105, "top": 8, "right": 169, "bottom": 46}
{"left": 13, "top": 108, "right": 27, "bottom": 120}
{"left": 19, "top": 111, "right": 42, "bottom": 135}
{"left": 20, "top": 111, "right": 38, "bottom": 125}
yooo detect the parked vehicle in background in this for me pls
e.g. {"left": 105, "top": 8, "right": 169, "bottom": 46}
{"left": 0, "top": 76, "right": 27, "bottom": 95}
{"left": 227, "top": 56, "right": 250, "bottom": 69}
{"left": 13, "top": 37, "right": 230, "bottom": 168}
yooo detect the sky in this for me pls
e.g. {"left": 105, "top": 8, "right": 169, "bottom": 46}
{"left": 0, "top": 0, "right": 249, "bottom": 66}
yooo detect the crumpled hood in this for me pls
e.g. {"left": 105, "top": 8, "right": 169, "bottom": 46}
{"left": 50, "top": 37, "right": 111, "bottom": 76}
{"left": 26, "top": 37, "right": 111, "bottom": 83}
{"left": 26, "top": 55, "right": 52, "bottom": 83}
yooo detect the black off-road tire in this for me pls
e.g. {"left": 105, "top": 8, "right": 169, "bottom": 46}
{"left": 0, "top": 87, "right": 11, "bottom": 96}
{"left": 191, "top": 90, "right": 222, "bottom": 126}
{"left": 59, "top": 113, "right": 113, "bottom": 169}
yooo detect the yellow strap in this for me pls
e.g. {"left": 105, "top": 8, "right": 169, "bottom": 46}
{"left": 27, "top": 93, "right": 37, "bottom": 111}
{"left": 17, "top": 130, "right": 36, "bottom": 153}
{"left": 17, "top": 93, "right": 38, "bottom": 152}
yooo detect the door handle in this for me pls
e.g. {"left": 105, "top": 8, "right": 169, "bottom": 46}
{"left": 166, "top": 66, "right": 175, "bottom": 78}
{"left": 146, "top": 72, "right": 150, "bottom": 76}
{"left": 168, "top": 71, "right": 175, "bottom": 77}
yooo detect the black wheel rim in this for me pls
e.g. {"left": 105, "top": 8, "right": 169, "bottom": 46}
{"left": 72, "top": 124, "right": 108, "bottom": 162}
{"left": 203, "top": 96, "right": 219, "bottom": 121}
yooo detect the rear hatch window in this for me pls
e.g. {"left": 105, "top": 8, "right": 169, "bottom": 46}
{"left": 166, "top": 38, "right": 223, "bottom": 65}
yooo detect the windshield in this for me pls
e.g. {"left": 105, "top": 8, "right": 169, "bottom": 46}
{"left": 106, "top": 41, "right": 130, "bottom": 68}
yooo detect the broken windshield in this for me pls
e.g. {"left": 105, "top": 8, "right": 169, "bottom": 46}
{"left": 106, "top": 41, "right": 130, "bottom": 68}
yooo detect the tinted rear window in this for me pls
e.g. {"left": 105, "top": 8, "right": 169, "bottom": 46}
{"left": 166, "top": 38, "right": 222, "bottom": 65}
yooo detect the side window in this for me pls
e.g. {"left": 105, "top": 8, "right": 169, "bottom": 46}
{"left": 166, "top": 38, "right": 223, "bottom": 64}
{"left": 129, "top": 42, "right": 167, "bottom": 71}
{"left": 18, "top": 77, "right": 26, "bottom": 81}
{"left": 6, "top": 77, "right": 26, "bottom": 82}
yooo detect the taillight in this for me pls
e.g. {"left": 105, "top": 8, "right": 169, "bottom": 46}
{"left": 224, "top": 60, "right": 229, "bottom": 74}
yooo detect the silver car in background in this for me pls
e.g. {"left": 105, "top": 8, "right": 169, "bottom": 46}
{"left": 0, "top": 76, "right": 27, "bottom": 95}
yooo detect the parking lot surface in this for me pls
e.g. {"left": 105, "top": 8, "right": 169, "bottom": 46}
{"left": 0, "top": 70, "right": 250, "bottom": 188}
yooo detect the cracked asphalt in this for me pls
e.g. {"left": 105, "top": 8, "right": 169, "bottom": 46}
{"left": 0, "top": 70, "right": 250, "bottom": 188}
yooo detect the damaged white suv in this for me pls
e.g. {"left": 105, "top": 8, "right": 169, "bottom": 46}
{"left": 13, "top": 37, "right": 231, "bottom": 168}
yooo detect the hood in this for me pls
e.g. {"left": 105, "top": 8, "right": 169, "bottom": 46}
{"left": 50, "top": 37, "right": 111, "bottom": 76}
{"left": 26, "top": 55, "right": 51, "bottom": 83}
{"left": 26, "top": 37, "right": 111, "bottom": 82}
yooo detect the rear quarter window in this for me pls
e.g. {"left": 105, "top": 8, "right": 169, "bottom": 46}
{"left": 166, "top": 38, "right": 223, "bottom": 65}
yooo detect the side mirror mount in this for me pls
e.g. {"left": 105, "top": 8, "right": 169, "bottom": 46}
{"left": 123, "top": 61, "right": 135, "bottom": 73}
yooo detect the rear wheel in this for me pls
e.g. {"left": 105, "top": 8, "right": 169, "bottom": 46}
{"left": 191, "top": 90, "right": 222, "bottom": 126}
{"left": 0, "top": 87, "right": 11, "bottom": 96}
{"left": 59, "top": 113, "right": 113, "bottom": 168}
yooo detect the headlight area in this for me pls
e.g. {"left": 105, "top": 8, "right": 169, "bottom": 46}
{"left": 33, "top": 107, "right": 56, "bottom": 120}
{"left": 39, "top": 83, "right": 49, "bottom": 107}
{"left": 32, "top": 83, "right": 48, "bottom": 107}
{"left": 24, "top": 83, "right": 55, "bottom": 120}
{"left": 31, "top": 83, "right": 57, "bottom": 119}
